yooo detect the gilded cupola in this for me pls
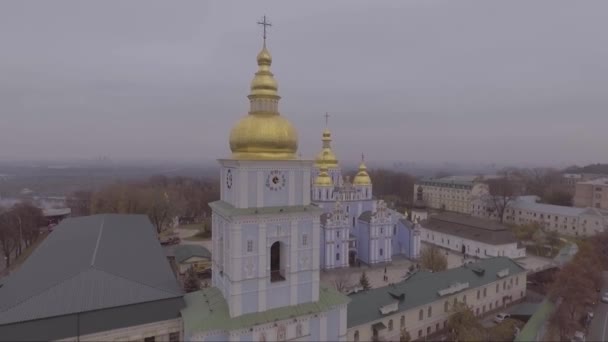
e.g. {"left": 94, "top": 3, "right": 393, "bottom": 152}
{"left": 353, "top": 155, "right": 372, "bottom": 186}
{"left": 314, "top": 127, "right": 339, "bottom": 168}
{"left": 228, "top": 37, "right": 298, "bottom": 160}
{"left": 314, "top": 165, "right": 333, "bottom": 187}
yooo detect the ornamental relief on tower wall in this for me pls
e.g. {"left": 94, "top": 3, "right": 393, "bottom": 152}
{"left": 298, "top": 250, "right": 312, "bottom": 270}
{"left": 243, "top": 258, "right": 257, "bottom": 279}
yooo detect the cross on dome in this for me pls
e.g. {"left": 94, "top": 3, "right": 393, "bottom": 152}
{"left": 257, "top": 15, "right": 272, "bottom": 42}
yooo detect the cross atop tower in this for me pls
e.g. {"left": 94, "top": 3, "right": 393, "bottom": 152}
{"left": 257, "top": 15, "right": 272, "bottom": 42}
{"left": 361, "top": 153, "right": 365, "bottom": 163}
{"left": 324, "top": 112, "right": 330, "bottom": 127}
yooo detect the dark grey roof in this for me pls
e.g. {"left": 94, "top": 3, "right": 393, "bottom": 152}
{"left": 358, "top": 211, "right": 372, "bottom": 223}
{"left": 174, "top": 244, "right": 211, "bottom": 263}
{"left": 0, "top": 214, "right": 183, "bottom": 327}
{"left": 421, "top": 213, "right": 518, "bottom": 245}
{"left": 347, "top": 257, "right": 526, "bottom": 327}
{"left": 0, "top": 297, "right": 184, "bottom": 342}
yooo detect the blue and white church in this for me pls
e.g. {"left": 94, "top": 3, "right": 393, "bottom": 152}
{"left": 180, "top": 20, "right": 350, "bottom": 342}
{"left": 311, "top": 128, "right": 421, "bottom": 269}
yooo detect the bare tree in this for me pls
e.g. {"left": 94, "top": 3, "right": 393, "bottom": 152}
{"left": 11, "top": 202, "right": 44, "bottom": 252}
{"left": 66, "top": 190, "right": 93, "bottom": 217}
{"left": 447, "top": 302, "right": 486, "bottom": 341}
{"left": 0, "top": 209, "right": 18, "bottom": 268}
{"left": 333, "top": 271, "right": 353, "bottom": 293}
{"left": 420, "top": 245, "right": 447, "bottom": 272}
{"left": 487, "top": 172, "right": 521, "bottom": 223}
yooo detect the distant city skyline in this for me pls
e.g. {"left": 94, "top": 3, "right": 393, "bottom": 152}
{"left": 1, "top": 1, "right": 607, "bottom": 165}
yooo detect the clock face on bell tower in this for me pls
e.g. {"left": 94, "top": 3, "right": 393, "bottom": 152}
{"left": 226, "top": 169, "right": 233, "bottom": 189}
{"left": 265, "top": 170, "right": 286, "bottom": 191}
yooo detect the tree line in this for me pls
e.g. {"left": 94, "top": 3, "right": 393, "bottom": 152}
{"left": 0, "top": 203, "right": 44, "bottom": 268}
{"left": 548, "top": 235, "right": 608, "bottom": 340}
{"left": 67, "top": 175, "right": 220, "bottom": 234}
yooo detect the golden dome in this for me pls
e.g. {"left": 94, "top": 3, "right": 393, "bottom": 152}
{"left": 229, "top": 43, "right": 298, "bottom": 160}
{"left": 314, "top": 166, "right": 333, "bottom": 187}
{"left": 353, "top": 158, "right": 372, "bottom": 186}
{"left": 314, "top": 128, "right": 339, "bottom": 167}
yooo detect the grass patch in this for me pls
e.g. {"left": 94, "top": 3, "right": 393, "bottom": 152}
{"left": 178, "top": 223, "right": 204, "bottom": 230}
{"left": 9, "top": 232, "right": 49, "bottom": 272}
{"left": 184, "top": 230, "right": 211, "bottom": 241}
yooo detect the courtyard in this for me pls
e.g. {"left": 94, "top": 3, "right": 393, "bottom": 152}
{"left": 320, "top": 255, "right": 414, "bottom": 290}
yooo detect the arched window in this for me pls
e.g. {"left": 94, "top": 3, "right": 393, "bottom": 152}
{"left": 388, "top": 319, "right": 393, "bottom": 331}
{"left": 419, "top": 309, "right": 423, "bottom": 321}
{"left": 270, "top": 241, "right": 285, "bottom": 282}
{"left": 427, "top": 306, "right": 432, "bottom": 317}
{"left": 444, "top": 301, "right": 449, "bottom": 312}
{"left": 400, "top": 315, "right": 405, "bottom": 328}
{"left": 336, "top": 253, "right": 340, "bottom": 261}
{"left": 354, "top": 330, "right": 359, "bottom": 342}
{"left": 463, "top": 295, "right": 467, "bottom": 303}
{"left": 353, "top": 217, "right": 355, "bottom": 227}
{"left": 379, "top": 248, "right": 383, "bottom": 256}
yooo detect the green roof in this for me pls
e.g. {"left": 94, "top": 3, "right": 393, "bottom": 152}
{"left": 174, "top": 244, "right": 211, "bottom": 263}
{"left": 181, "top": 286, "right": 350, "bottom": 334}
{"left": 347, "top": 257, "right": 526, "bottom": 328}
{"left": 514, "top": 298, "right": 555, "bottom": 342}
{"left": 420, "top": 178, "right": 474, "bottom": 189}
{"left": 209, "top": 201, "right": 323, "bottom": 218}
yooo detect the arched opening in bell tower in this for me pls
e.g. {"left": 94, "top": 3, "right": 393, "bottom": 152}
{"left": 270, "top": 241, "right": 286, "bottom": 282}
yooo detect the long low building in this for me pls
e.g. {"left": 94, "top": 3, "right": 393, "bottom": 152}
{"left": 473, "top": 195, "right": 608, "bottom": 237}
{"left": 418, "top": 213, "right": 525, "bottom": 259}
{"left": 346, "top": 257, "right": 527, "bottom": 341}
{"left": 0, "top": 214, "right": 185, "bottom": 342}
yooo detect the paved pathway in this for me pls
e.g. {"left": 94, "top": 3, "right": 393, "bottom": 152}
{"left": 588, "top": 271, "right": 608, "bottom": 342}
{"left": 176, "top": 227, "right": 212, "bottom": 252}
{"left": 320, "top": 256, "right": 414, "bottom": 290}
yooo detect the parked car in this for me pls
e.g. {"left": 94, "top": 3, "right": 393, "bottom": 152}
{"left": 160, "top": 235, "right": 181, "bottom": 246}
{"left": 601, "top": 292, "right": 608, "bottom": 303}
{"left": 494, "top": 313, "right": 510, "bottom": 323}
{"left": 572, "top": 331, "right": 585, "bottom": 342}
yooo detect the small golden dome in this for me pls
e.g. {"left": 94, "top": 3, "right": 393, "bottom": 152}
{"left": 229, "top": 43, "right": 298, "bottom": 160}
{"left": 353, "top": 159, "right": 372, "bottom": 186}
{"left": 314, "top": 128, "right": 339, "bottom": 167}
{"left": 314, "top": 166, "right": 333, "bottom": 187}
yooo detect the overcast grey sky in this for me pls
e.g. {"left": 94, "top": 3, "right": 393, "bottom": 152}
{"left": 1, "top": 1, "right": 607, "bottom": 166}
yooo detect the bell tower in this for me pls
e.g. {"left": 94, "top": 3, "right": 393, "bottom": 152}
{"left": 210, "top": 16, "right": 322, "bottom": 318}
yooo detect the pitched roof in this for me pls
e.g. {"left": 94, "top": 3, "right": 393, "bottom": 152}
{"left": 421, "top": 213, "right": 518, "bottom": 245}
{"left": 509, "top": 199, "right": 586, "bottom": 217}
{"left": 0, "top": 214, "right": 183, "bottom": 326}
{"left": 419, "top": 177, "right": 474, "bottom": 189}
{"left": 174, "top": 244, "right": 211, "bottom": 263}
{"left": 181, "top": 286, "right": 350, "bottom": 334}
{"left": 347, "top": 257, "right": 526, "bottom": 328}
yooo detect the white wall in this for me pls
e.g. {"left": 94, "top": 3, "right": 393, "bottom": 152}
{"left": 347, "top": 273, "right": 526, "bottom": 342}
{"left": 59, "top": 318, "right": 182, "bottom": 342}
{"left": 418, "top": 227, "right": 525, "bottom": 259}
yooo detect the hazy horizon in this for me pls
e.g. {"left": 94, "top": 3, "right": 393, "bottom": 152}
{"left": 1, "top": 1, "right": 607, "bottom": 166}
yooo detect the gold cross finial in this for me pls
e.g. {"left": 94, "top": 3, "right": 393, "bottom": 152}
{"left": 324, "top": 112, "right": 330, "bottom": 127}
{"left": 361, "top": 153, "right": 365, "bottom": 162}
{"left": 257, "top": 15, "right": 272, "bottom": 42}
